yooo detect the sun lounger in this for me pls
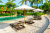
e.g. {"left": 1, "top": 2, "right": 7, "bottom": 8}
{"left": 10, "top": 21, "right": 25, "bottom": 30}
{"left": 25, "top": 18, "right": 34, "bottom": 24}
{"left": 33, "top": 16, "right": 41, "bottom": 20}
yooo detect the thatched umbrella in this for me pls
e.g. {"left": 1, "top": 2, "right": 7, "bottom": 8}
{"left": 14, "top": 5, "right": 35, "bottom": 24}
{"left": 33, "top": 9, "right": 43, "bottom": 12}
{"left": 33, "top": 9, "right": 43, "bottom": 18}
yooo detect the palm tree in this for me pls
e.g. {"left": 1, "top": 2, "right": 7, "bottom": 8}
{"left": 36, "top": 0, "right": 40, "bottom": 8}
{"left": 28, "top": 0, "right": 37, "bottom": 6}
{"left": 49, "top": 0, "right": 50, "bottom": 2}
{"left": 0, "top": 0, "right": 3, "bottom": 3}
{"left": 40, "top": 0, "right": 43, "bottom": 9}
{"left": 25, "top": 0, "right": 27, "bottom": 5}
{"left": 7, "top": 0, "right": 11, "bottom": 1}
{"left": 19, "top": 0, "right": 36, "bottom": 6}
{"left": 8, "top": 0, "right": 16, "bottom": 2}
{"left": 45, "top": 0, "right": 48, "bottom": 3}
{"left": 19, "top": 0, "right": 27, "bottom": 5}
{"left": 29, "top": 0, "right": 34, "bottom": 6}
{"left": 12, "top": 0, "right": 16, "bottom": 2}
{"left": 38, "top": 0, "right": 48, "bottom": 9}
{"left": 28, "top": 0, "right": 40, "bottom": 8}
{"left": 34, "top": 0, "right": 37, "bottom": 6}
{"left": 6, "top": 0, "right": 16, "bottom": 13}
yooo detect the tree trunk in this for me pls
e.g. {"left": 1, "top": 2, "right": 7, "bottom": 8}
{"left": 25, "top": 0, "right": 27, "bottom": 5}
{"left": 30, "top": 4, "right": 33, "bottom": 6}
{"left": 49, "top": 0, "right": 50, "bottom": 2}
{"left": 10, "top": 7, "right": 11, "bottom": 13}
{"left": 34, "top": 2, "right": 35, "bottom": 6}
{"left": 41, "top": 1, "right": 42, "bottom": 9}
{"left": 37, "top": 3, "right": 38, "bottom": 8}
{"left": 34, "top": 3, "right": 35, "bottom": 8}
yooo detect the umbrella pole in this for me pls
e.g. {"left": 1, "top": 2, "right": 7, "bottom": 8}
{"left": 24, "top": 8, "right": 25, "bottom": 24}
{"left": 41, "top": 11, "right": 42, "bottom": 14}
{"left": 41, "top": 11, "right": 42, "bottom": 16}
{"left": 37, "top": 11, "right": 38, "bottom": 19}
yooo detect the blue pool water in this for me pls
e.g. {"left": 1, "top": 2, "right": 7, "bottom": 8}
{"left": 0, "top": 15, "right": 24, "bottom": 22}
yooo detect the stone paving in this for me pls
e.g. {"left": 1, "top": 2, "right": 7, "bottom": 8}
{"left": 0, "top": 16, "right": 49, "bottom": 33}
{"left": 44, "top": 15, "right": 50, "bottom": 33}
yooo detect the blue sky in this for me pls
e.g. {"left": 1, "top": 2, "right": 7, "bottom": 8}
{"left": 1, "top": 0, "right": 46, "bottom": 6}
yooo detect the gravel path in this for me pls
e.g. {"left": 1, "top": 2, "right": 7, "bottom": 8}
{"left": 44, "top": 14, "right": 50, "bottom": 33}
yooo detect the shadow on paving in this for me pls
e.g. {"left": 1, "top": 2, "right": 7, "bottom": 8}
{"left": 0, "top": 23, "right": 10, "bottom": 29}
{"left": 47, "top": 28, "right": 50, "bottom": 29}
{"left": 28, "top": 24, "right": 41, "bottom": 28}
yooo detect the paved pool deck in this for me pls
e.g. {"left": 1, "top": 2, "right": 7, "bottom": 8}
{"left": 44, "top": 14, "right": 50, "bottom": 33}
{"left": 0, "top": 15, "right": 49, "bottom": 33}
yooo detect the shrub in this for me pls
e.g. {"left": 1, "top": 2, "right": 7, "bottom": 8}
{"left": 25, "top": 13, "right": 33, "bottom": 15}
{"left": 0, "top": 13, "right": 15, "bottom": 16}
{"left": 11, "top": 10, "right": 15, "bottom": 12}
{"left": 33, "top": 12, "right": 44, "bottom": 16}
{"left": 0, "top": 9, "right": 3, "bottom": 12}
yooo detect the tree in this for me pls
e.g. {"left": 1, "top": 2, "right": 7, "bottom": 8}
{"left": 28, "top": 0, "right": 40, "bottom": 8}
{"left": 6, "top": 2, "right": 12, "bottom": 13}
{"left": 36, "top": 0, "right": 41, "bottom": 8}
{"left": 0, "top": 0, "right": 3, "bottom": 3}
{"left": 19, "top": 0, "right": 27, "bottom": 5}
{"left": 7, "top": 0, "right": 11, "bottom": 1}
{"left": 0, "top": 5, "right": 6, "bottom": 9}
{"left": 12, "top": 3, "right": 16, "bottom": 9}
{"left": 19, "top": 0, "right": 37, "bottom": 7}
{"left": 31, "top": 6, "right": 37, "bottom": 9}
{"left": 49, "top": 0, "right": 50, "bottom": 2}
{"left": 0, "top": 9, "right": 3, "bottom": 14}
{"left": 45, "top": 0, "right": 48, "bottom": 3}
{"left": 28, "top": 0, "right": 38, "bottom": 6}
{"left": 8, "top": 0, "right": 15, "bottom": 2}
{"left": 12, "top": 0, "right": 16, "bottom": 2}
{"left": 42, "top": 2, "right": 50, "bottom": 12}
{"left": 5, "top": 0, "right": 16, "bottom": 13}
{"left": 39, "top": 0, "right": 48, "bottom": 9}
{"left": 28, "top": 0, "right": 34, "bottom": 6}
{"left": 40, "top": 0, "right": 43, "bottom": 9}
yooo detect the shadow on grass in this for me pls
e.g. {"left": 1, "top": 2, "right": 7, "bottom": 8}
{"left": 0, "top": 23, "right": 10, "bottom": 29}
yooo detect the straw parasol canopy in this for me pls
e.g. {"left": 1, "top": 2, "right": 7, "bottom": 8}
{"left": 33, "top": 9, "right": 43, "bottom": 12}
{"left": 14, "top": 5, "right": 35, "bottom": 24}
{"left": 33, "top": 9, "right": 43, "bottom": 19}
{"left": 14, "top": 5, "right": 35, "bottom": 10}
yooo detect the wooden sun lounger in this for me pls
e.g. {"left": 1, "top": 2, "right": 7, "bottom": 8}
{"left": 25, "top": 18, "right": 34, "bottom": 24}
{"left": 10, "top": 21, "right": 25, "bottom": 30}
{"left": 33, "top": 16, "right": 41, "bottom": 20}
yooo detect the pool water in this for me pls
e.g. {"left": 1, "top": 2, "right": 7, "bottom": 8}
{"left": 0, "top": 15, "right": 24, "bottom": 22}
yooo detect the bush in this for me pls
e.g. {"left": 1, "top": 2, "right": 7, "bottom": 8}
{"left": 25, "top": 13, "right": 33, "bottom": 15}
{"left": 17, "top": 10, "right": 23, "bottom": 15}
{"left": 11, "top": 10, "right": 15, "bottom": 12}
{"left": 21, "top": 12, "right": 44, "bottom": 16}
{"left": 0, "top": 9, "right": 3, "bottom": 12}
{"left": 33, "top": 12, "right": 44, "bottom": 16}
{"left": 45, "top": 12, "right": 50, "bottom": 14}
{"left": 0, "top": 13, "right": 15, "bottom": 16}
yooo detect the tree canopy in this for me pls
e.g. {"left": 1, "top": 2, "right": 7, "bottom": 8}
{"left": 5, "top": 2, "right": 16, "bottom": 8}
{"left": 39, "top": 2, "right": 50, "bottom": 12}
{"left": 0, "top": 0, "right": 3, "bottom": 3}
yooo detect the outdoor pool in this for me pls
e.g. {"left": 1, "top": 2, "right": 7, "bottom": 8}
{"left": 0, "top": 15, "right": 24, "bottom": 22}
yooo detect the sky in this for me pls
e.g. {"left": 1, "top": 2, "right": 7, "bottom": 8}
{"left": 1, "top": 0, "right": 46, "bottom": 7}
